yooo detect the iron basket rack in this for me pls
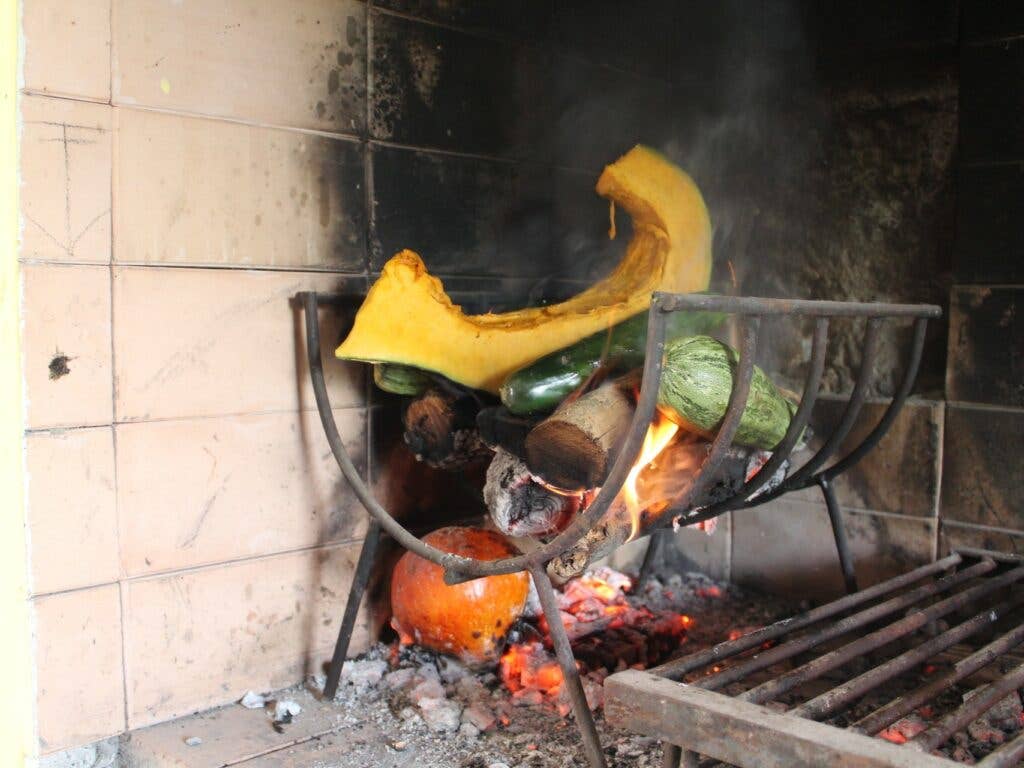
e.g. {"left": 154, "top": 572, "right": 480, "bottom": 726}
{"left": 296, "top": 289, "right": 941, "bottom": 768}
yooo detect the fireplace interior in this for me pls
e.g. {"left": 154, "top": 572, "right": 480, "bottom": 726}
{"left": 7, "top": 1, "right": 1024, "bottom": 768}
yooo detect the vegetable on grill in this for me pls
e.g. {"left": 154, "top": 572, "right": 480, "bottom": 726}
{"left": 657, "top": 335, "right": 796, "bottom": 450}
{"left": 499, "top": 308, "right": 724, "bottom": 416}
{"left": 373, "top": 363, "right": 431, "bottom": 396}
{"left": 335, "top": 145, "right": 713, "bottom": 393}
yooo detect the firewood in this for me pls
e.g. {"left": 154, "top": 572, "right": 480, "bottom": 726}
{"left": 548, "top": 442, "right": 751, "bottom": 580}
{"left": 476, "top": 406, "right": 536, "bottom": 460}
{"left": 524, "top": 378, "right": 636, "bottom": 492}
{"left": 484, "top": 448, "right": 579, "bottom": 537}
{"left": 403, "top": 388, "right": 490, "bottom": 470}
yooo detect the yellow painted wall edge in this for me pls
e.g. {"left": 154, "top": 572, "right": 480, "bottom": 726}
{"left": 0, "top": 0, "right": 34, "bottom": 765}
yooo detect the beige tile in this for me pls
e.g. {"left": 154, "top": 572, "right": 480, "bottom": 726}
{"left": 34, "top": 584, "right": 124, "bottom": 752}
{"left": 20, "top": 96, "right": 112, "bottom": 264}
{"left": 118, "top": 409, "right": 367, "bottom": 576}
{"left": 113, "top": 108, "right": 364, "bottom": 270}
{"left": 22, "top": 0, "right": 111, "bottom": 100}
{"left": 732, "top": 499, "right": 934, "bottom": 603}
{"left": 123, "top": 686, "right": 359, "bottom": 768}
{"left": 112, "top": 267, "right": 365, "bottom": 422}
{"left": 123, "top": 542, "right": 379, "bottom": 728}
{"left": 112, "top": 0, "right": 365, "bottom": 133}
{"left": 26, "top": 427, "right": 118, "bottom": 595}
{"left": 23, "top": 264, "right": 113, "bottom": 429}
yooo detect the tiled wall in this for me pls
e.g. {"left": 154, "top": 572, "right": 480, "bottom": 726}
{"left": 19, "top": 0, "right": 381, "bottom": 754}
{"left": 938, "top": 8, "right": 1024, "bottom": 554}
{"left": 17, "top": 0, "right": 719, "bottom": 753}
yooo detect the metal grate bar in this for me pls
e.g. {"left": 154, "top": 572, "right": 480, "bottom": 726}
{"left": 699, "top": 559, "right": 995, "bottom": 692}
{"left": 739, "top": 565, "right": 1024, "bottom": 704}
{"left": 912, "top": 660, "right": 1024, "bottom": 752}
{"left": 655, "top": 553, "right": 962, "bottom": 680}
{"left": 778, "top": 318, "right": 881, "bottom": 492}
{"left": 852, "top": 621, "right": 1024, "bottom": 735}
{"left": 792, "top": 594, "right": 1024, "bottom": 720}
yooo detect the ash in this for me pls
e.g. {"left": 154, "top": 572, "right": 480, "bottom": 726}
{"left": 295, "top": 570, "right": 793, "bottom": 768}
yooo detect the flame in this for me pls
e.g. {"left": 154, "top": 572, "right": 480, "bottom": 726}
{"left": 621, "top": 414, "right": 680, "bottom": 540}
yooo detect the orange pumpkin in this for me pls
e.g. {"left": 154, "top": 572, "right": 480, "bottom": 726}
{"left": 390, "top": 526, "right": 529, "bottom": 664}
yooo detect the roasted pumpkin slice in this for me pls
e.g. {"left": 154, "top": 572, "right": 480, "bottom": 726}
{"left": 335, "top": 145, "right": 712, "bottom": 393}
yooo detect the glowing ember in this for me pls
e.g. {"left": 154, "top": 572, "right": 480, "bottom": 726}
{"left": 498, "top": 567, "right": 692, "bottom": 710}
{"left": 621, "top": 413, "right": 680, "bottom": 540}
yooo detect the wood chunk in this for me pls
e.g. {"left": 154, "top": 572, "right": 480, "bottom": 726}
{"left": 525, "top": 380, "right": 636, "bottom": 491}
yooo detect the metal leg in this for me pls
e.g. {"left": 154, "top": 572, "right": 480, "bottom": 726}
{"left": 819, "top": 476, "right": 858, "bottom": 594}
{"left": 530, "top": 565, "right": 607, "bottom": 768}
{"left": 661, "top": 742, "right": 681, "bottom": 768}
{"left": 638, "top": 529, "right": 671, "bottom": 587}
{"left": 323, "top": 521, "right": 383, "bottom": 700}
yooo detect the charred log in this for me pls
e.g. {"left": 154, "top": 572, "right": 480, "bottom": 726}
{"left": 484, "top": 448, "right": 580, "bottom": 537}
{"left": 403, "top": 388, "right": 490, "bottom": 470}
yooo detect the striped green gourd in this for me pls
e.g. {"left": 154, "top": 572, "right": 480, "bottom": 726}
{"left": 657, "top": 335, "right": 796, "bottom": 450}
{"left": 373, "top": 363, "right": 432, "bottom": 396}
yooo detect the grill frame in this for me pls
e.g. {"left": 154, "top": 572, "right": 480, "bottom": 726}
{"left": 606, "top": 548, "right": 1024, "bottom": 768}
{"left": 295, "top": 289, "right": 942, "bottom": 768}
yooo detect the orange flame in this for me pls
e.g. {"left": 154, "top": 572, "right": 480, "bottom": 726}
{"left": 621, "top": 414, "right": 680, "bottom": 540}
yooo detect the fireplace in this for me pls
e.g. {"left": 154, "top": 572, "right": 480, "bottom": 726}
{"left": 8, "top": 1, "right": 1024, "bottom": 767}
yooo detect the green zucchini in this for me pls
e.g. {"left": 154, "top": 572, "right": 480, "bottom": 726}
{"left": 499, "top": 308, "right": 724, "bottom": 416}
{"left": 657, "top": 335, "right": 795, "bottom": 450}
{"left": 373, "top": 363, "right": 432, "bottom": 396}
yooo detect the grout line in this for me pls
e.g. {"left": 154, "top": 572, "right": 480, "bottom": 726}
{"left": 958, "top": 158, "right": 1024, "bottom": 170}
{"left": 945, "top": 399, "right": 1024, "bottom": 414}
{"left": 32, "top": 537, "right": 371, "bottom": 598}
{"left": 931, "top": 399, "right": 945, "bottom": 561}
{"left": 108, "top": 100, "right": 364, "bottom": 143}
{"left": 24, "top": 404, "right": 370, "bottom": 433}
{"left": 19, "top": 89, "right": 109, "bottom": 106}
{"left": 370, "top": 5, "right": 679, "bottom": 88}
{"left": 364, "top": 0, "right": 374, "bottom": 275}
{"left": 962, "top": 33, "right": 1024, "bottom": 47}
{"left": 940, "top": 520, "right": 1024, "bottom": 537}
{"left": 367, "top": 136, "right": 604, "bottom": 175}
{"left": 106, "top": 260, "right": 369, "bottom": 276}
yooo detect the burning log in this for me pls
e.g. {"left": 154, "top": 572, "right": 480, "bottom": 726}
{"left": 484, "top": 448, "right": 581, "bottom": 537}
{"left": 524, "top": 378, "right": 636, "bottom": 492}
{"left": 549, "top": 440, "right": 751, "bottom": 581}
{"left": 403, "top": 387, "right": 490, "bottom": 470}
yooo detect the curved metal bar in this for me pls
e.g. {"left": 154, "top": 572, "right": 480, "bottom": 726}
{"left": 301, "top": 292, "right": 477, "bottom": 572}
{"left": 821, "top": 316, "right": 929, "bottom": 481}
{"left": 656, "top": 292, "right": 942, "bottom": 319}
{"left": 298, "top": 290, "right": 671, "bottom": 582}
{"left": 671, "top": 316, "right": 760, "bottom": 519}
{"left": 445, "top": 297, "right": 672, "bottom": 582}
{"left": 775, "top": 316, "right": 883, "bottom": 493}
{"left": 715, "top": 316, "right": 829, "bottom": 514}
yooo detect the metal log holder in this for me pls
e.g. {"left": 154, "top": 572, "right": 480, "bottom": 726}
{"left": 608, "top": 548, "right": 1024, "bottom": 768}
{"left": 297, "top": 289, "right": 941, "bottom": 768}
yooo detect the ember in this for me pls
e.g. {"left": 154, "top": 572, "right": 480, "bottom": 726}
{"left": 499, "top": 568, "right": 692, "bottom": 710}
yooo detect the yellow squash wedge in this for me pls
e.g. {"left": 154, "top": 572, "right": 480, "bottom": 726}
{"left": 335, "top": 145, "right": 713, "bottom": 393}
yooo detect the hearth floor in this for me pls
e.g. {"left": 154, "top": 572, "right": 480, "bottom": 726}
{"left": 120, "top": 572, "right": 790, "bottom": 768}
{"left": 121, "top": 680, "right": 658, "bottom": 768}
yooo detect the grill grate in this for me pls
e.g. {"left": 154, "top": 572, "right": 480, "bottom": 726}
{"left": 606, "top": 548, "right": 1024, "bottom": 768}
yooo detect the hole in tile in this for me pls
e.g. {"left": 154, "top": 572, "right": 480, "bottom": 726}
{"left": 48, "top": 351, "right": 72, "bottom": 380}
